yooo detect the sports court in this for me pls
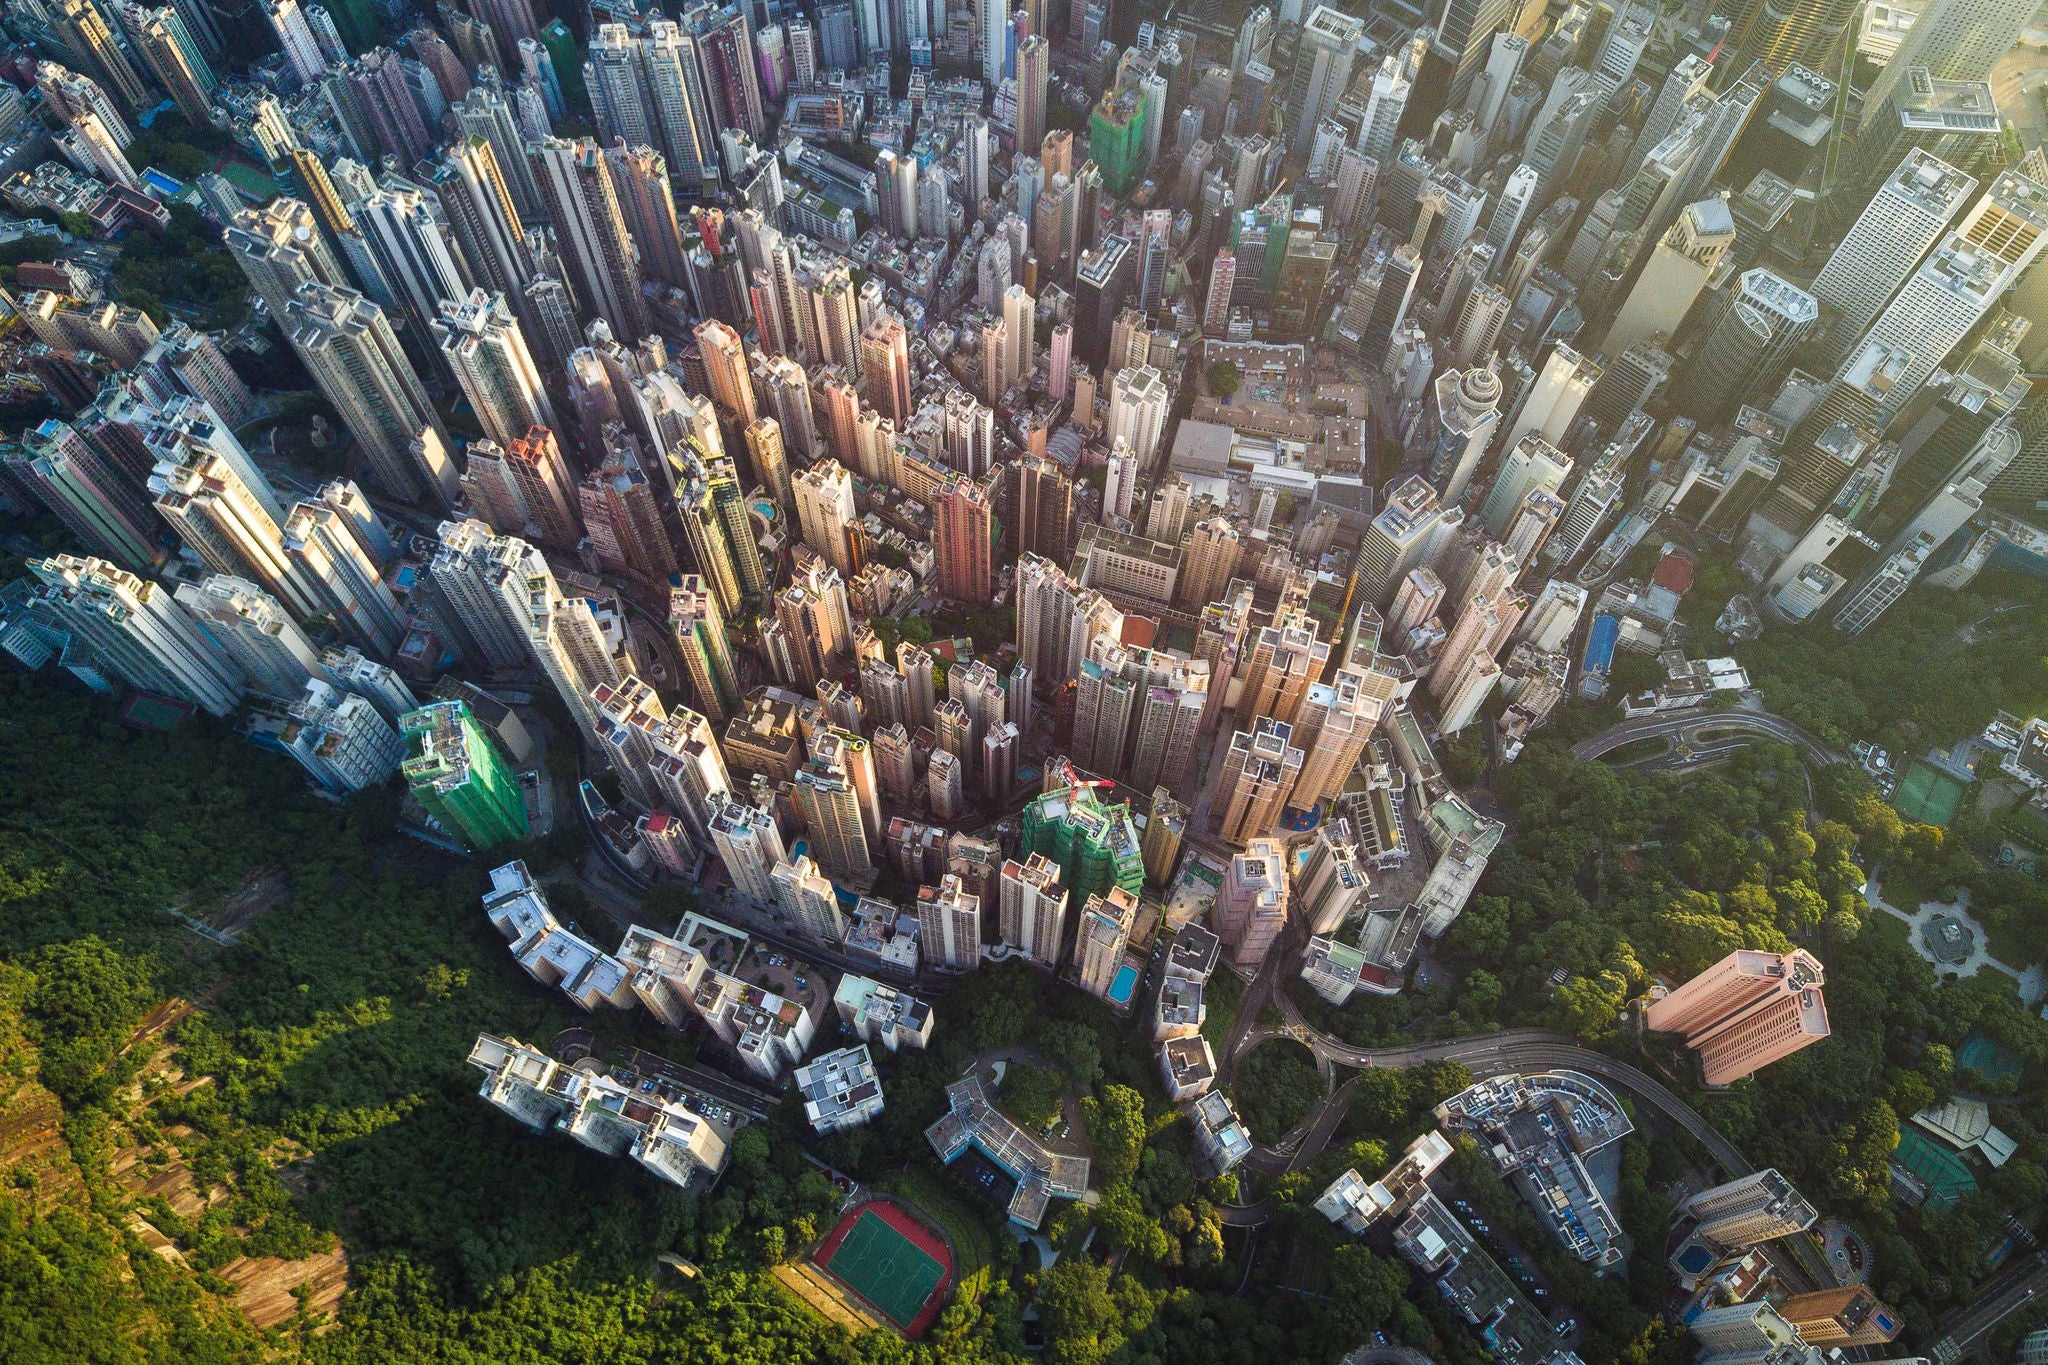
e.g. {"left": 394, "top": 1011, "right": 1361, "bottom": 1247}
{"left": 814, "top": 1200, "right": 952, "bottom": 1336}
{"left": 1893, "top": 760, "right": 1965, "bottom": 827}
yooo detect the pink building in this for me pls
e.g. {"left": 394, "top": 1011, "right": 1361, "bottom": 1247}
{"left": 1647, "top": 949, "right": 1829, "bottom": 1086}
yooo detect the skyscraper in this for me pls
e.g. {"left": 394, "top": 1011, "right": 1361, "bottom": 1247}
{"left": 1215, "top": 840, "right": 1288, "bottom": 969}
{"left": 1604, "top": 197, "right": 1736, "bottom": 356}
{"left": 604, "top": 142, "right": 691, "bottom": 288}
{"left": 6, "top": 418, "right": 166, "bottom": 571}
{"left": 530, "top": 137, "right": 652, "bottom": 340}
{"left": 224, "top": 197, "right": 351, "bottom": 322}
{"left": 578, "top": 433, "right": 677, "bottom": 578}
{"left": 859, "top": 316, "right": 913, "bottom": 423}
{"left": 462, "top": 426, "right": 583, "bottom": 548}
{"left": 52, "top": 0, "right": 149, "bottom": 109}
{"left": 401, "top": 700, "right": 530, "bottom": 851}
{"left": 1107, "top": 366, "right": 1169, "bottom": 469}
{"left": 285, "top": 283, "right": 458, "bottom": 508}
{"left": 998, "top": 853, "right": 1070, "bottom": 966}
{"left": 1684, "top": 1170, "right": 1819, "bottom": 1250}
{"left": 934, "top": 475, "right": 994, "bottom": 603}
{"left": 1017, "top": 34, "right": 1050, "bottom": 151}
{"left": 435, "top": 291, "right": 558, "bottom": 447}
{"left": 1214, "top": 718, "right": 1303, "bottom": 844}
{"left": 281, "top": 500, "right": 407, "bottom": 656}
{"left": 1289, "top": 5, "right": 1366, "bottom": 150}
{"left": 793, "top": 728, "right": 876, "bottom": 879}
{"left": 793, "top": 458, "right": 860, "bottom": 577}
{"left": 1859, "top": 0, "right": 2032, "bottom": 135}
{"left": 25, "top": 555, "right": 246, "bottom": 715}
{"left": 1646, "top": 949, "right": 1831, "bottom": 1086}
{"left": 127, "top": 8, "right": 217, "bottom": 124}
{"left": 1075, "top": 886, "right": 1139, "bottom": 997}
{"left": 669, "top": 576, "right": 740, "bottom": 723}
{"left": 917, "top": 873, "right": 983, "bottom": 970}
{"left": 171, "top": 573, "right": 322, "bottom": 700}
{"left": 1810, "top": 151, "right": 1977, "bottom": 357}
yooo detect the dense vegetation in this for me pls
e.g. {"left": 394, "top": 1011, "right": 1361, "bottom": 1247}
{"left": 0, "top": 674, "right": 1443, "bottom": 1365}
{"left": 3, "top": 536, "right": 2043, "bottom": 1364}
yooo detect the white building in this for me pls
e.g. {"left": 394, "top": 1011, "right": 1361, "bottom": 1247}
{"left": 793, "top": 1045, "right": 885, "bottom": 1133}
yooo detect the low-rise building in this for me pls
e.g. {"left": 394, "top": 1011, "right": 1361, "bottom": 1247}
{"left": 468, "top": 1033, "right": 728, "bottom": 1189}
{"left": 834, "top": 974, "right": 934, "bottom": 1052}
{"left": 482, "top": 861, "right": 633, "bottom": 1011}
{"left": 1301, "top": 934, "right": 1371, "bottom": 1005}
{"left": 1189, "top": 1090, "right": 1252, "bottom": 1176}
{"left": 1433, "top": 1071, "right": 1633, "bottom": 1267}
{"left": 794, "top": 1045, "right": 885, "bottom": 1133}
{"left": 1159, "top": 1034, "right": 1216, "bottom": 1101}
{"left": 1313, "top": 1129, "right": 1455, "bottom": 1233}
{"left": 926, "top": 1070, "right": 1091, "bottom": 1228}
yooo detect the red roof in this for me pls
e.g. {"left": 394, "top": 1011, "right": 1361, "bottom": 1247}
{"left": 1652, "top": 553, "right": 1694, "bottom": 595}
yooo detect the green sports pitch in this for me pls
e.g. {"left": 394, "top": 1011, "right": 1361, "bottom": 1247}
{"left": 820, "top": 1209, "right": 946, "bottom": 1329}
{"left": 1893, "top": 760, "right": 1965, "bottom": 828}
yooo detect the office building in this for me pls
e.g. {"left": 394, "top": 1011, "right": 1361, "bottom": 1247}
{"left": 1842, "top": 171, "right": 2048, "bottom": 424}
{"left": 1647, "top": 949, "right": 1831, "bottom": 1086}
{"left": 1605, "top": 198, "right": 1735, "bottom": 356}
{"left": 1502, "top": 344, "right": 1598, "bottom": 454}
{"left": 1687, "top": 271, "right": 1820, "bottom": 425}
{"left": 1290, "top": 5, "right": 1366, "bottom": 149}
{"left": 1859, "top": 0, "right": 2032, "bottom": 137}
{"left": 1352, "top": 476, "right": 1443, "bottom": 607}
{"left": 1478, "top": 435, "right": 1573, "bottom": 536}
{"left": 1810, "top": 151, "right": 1977, "bottom": 354}
{"left": 400, "top": 699, "right": 529, "bottom": 850}
{"left": 1426, "top": 366, "right": 1503, "bottom": 504}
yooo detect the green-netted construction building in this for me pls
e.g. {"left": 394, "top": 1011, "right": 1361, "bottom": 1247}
{"left": 1021, "top": 785, "right": 1145, "bottom": 902}
{"left": 401, "top": 700, "right": 528, "bottom": 852}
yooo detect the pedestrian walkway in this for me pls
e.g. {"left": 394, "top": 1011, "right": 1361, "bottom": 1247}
{"left": 1865, "top": 879, "right": 2036, "bottom": 1001}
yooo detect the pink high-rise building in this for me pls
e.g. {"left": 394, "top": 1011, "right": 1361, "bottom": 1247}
{"left": 1647, "top": 949, "right": 1829, "bottom": 1086}
{"left": 1213, "top": 839, "right": 1288, "bottom": 969}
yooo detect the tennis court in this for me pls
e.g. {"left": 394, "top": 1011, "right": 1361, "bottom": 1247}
{"left": 1893, "top": 760, "right": 1965, "bottom": 827}
{"left": 816, "top": 1203, "right": 950, "bottom": 1333}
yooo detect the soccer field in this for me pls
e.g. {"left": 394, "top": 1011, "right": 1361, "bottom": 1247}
{"left": 821, "top": 1208, "right": 946, "bottom": 1329}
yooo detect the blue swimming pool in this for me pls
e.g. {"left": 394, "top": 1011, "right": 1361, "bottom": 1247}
{"left": 1107, "top": 964, "right": 1139, "bottom": 1006}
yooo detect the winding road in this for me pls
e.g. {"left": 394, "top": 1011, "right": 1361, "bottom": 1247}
{"left": 1213, "top": 1009, "right": 1752, "bottom": 1226}
{"left": 1573, "top": 709, "right": 1843, "bottom": 769}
